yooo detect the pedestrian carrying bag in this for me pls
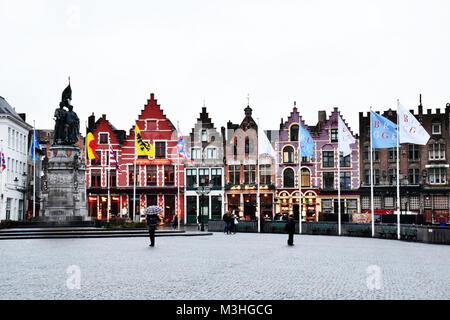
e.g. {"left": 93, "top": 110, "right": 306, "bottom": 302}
{"left": 234, "top": 218, "right": 239, "bottom": 224}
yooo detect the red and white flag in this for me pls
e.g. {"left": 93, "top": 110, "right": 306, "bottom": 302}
{"left": 398, "top": 103, "right": 430, "bottom": 145}
{"left": 109, "top": 145, "right": 120, "bottom": 171}
{"left": 0, "top": 150, "right": 5, "bottom": 172}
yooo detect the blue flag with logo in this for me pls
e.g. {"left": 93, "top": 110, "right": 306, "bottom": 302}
{"left": 30, "top": 129, "right": 41, "bottom": 161}
{"left": 299, "top": 124, "right": 315, "bottom": 157}
{"left": 371, "top": 111, "right": 398, "bottom": 149}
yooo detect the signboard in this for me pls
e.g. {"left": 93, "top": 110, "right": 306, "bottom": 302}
{"left": 135, "top": 159, "right": 172, "bottom": 165}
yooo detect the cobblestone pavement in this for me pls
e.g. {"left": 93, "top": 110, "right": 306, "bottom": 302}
{"left": 0, "top": 233, "right": 449, "bottom": 300}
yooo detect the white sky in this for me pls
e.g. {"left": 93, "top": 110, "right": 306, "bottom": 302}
{"left": 1, "top": 0, "right": 449, "bottom": 136}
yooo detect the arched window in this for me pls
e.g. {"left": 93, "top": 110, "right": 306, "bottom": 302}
{"left": 283, "top": 168, "right": 295, "bottom": 188}
{"left": 301, "top": 168, "right": 310, "bottom": 187}
{"left": 282, "top": 146, "right": 294, "bottom": 163}
{"left": 290, "top": 125, "right": 299, "bottom": 142}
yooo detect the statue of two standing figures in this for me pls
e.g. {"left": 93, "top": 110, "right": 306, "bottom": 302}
{"left": 53, "top": 82, "right": 80, "bottom": 145}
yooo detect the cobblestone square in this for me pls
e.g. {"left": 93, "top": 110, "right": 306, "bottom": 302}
{"left": 0, "top": 233, "right": 449, "bottom": 300}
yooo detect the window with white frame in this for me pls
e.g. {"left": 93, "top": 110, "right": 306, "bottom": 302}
{"left": 409, "top": 196, "right": 420, "bottom": 210}
{"left": 191, "top": 148, "right": 201, "bottom": 160}
{"left": 207, "top": 148, "right": 217, "bottom": 159}
{"left": 432, "top": 123, "right": 441, "bottom": 135}
{"left": 428, "top": 144, "right": 445, "bottom": 160}
{"left": 429, "top": 168, "right": 446, "bottom": 184}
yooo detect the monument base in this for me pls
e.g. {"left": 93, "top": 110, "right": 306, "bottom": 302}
{"left": 40, "top": 145, "right": 89, "bottom": 224}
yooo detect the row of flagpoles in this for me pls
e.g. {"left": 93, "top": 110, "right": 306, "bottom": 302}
{"left": 255, "top": 100, "right": 430, "bottom": 238}
{"left": 2, "top": 99, "right": 429, "bottom": 234}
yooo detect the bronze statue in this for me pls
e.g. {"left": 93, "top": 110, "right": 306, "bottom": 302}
{"left": 53, "top": 81, "right": 80, "bottom": 146}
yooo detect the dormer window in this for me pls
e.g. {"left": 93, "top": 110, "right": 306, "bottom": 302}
{"left": 432, "top": 123, "right": 441, "bottom": 135}
{"left": 99, "top": 133, "right": 108, "bottom": 144}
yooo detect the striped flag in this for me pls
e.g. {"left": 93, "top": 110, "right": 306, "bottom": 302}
{"left": 177, "top": 127, "right": 192, "bottom": 161}
{"left": 0, "top": 149, "right": 5, "bottom": 172}
{"left": 109, "top": 145, "right": 120, "bottom": 171}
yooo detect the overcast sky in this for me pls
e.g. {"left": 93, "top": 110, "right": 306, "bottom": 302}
{"left": 1, "top": 0, "right": 449, "bottom": 137}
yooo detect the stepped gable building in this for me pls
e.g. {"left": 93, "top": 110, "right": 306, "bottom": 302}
{"left": 183, "top": 107, "right": 225, "bottom": 224}
{"left": 277, "top": 105, "right": 359, "bottom": 221}
{"left": 86, "top": 94, "right": 184, "bottom": 223}
{"left": 277, "top": 104, "right": 317, "bottom": 220}
{"left": 225, "top": 104, "right": 276, "bottom": 220}
{"left": 359, "top": 97, "right": 450, "bottom": 224}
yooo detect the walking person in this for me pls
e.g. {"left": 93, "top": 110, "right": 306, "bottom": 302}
{"left": 144, "top": 205, "right": 163, "bottom": 247}
{"left": 197, "top": 213, "right": 202, "bottom": 231}
{"left": 286, "top": 214, "right": 296, "bottom": 246}
{"left": 223, "top": 211, "right": 231, "bottom": 234}
{"left": 230, "top": 211, "right": 237, "bottom": 234}
{"left": 172, "top": 214, "right": 178, "bottom": 230}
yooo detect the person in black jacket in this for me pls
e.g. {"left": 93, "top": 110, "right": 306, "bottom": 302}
{"left": 147, "top": 214, "right": 158, "bottom": 247}
{"left": 223, "top": 211, "right": 231, "bottom": 234}
{"left": 286, "top": 215, "right": 296, "bottom": 246}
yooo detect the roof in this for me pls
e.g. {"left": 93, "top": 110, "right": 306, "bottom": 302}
{"left": 0, "top": 96, "right": 23, "bottom": 121}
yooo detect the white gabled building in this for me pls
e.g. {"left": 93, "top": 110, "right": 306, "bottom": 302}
{"left": 0, "top": 96, "right": 33, "bottom": 221}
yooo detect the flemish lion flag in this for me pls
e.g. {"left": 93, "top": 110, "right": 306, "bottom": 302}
{"left": 135, "top": 124, "right": 155, "bottom": 157}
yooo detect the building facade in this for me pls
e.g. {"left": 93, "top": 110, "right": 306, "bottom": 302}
{"left": 0, "top": 96, "right": 32, "bottom": 221}
{"left": 277, "top": 105, "right": 360, "bottom": 221}
{"left": 86, "top": 94, "right": 185, "bottom": 223}
{"left": 184, "top": 107, "right": 225, "bottom": 224}
{"left": 359, "top": 99, "right": 450, "bottom": 224}
{"left": 225, "top": 105, "right": 276, "bottom": 220}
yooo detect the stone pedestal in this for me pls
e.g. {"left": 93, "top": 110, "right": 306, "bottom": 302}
{"left": 40, "top": 145, "right": 89, "bottom": 223}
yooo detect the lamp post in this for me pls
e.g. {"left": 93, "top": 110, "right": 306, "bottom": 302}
{"left": 195, "top": 178, "right": 212, "bottom": 231}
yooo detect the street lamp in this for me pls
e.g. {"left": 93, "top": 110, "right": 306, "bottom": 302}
{"left": 194, "top": 178, "right": 212, "bottom": 231}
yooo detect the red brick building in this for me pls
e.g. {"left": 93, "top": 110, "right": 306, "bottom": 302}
{"left": 86, "top": 94, "right": 184, "bottom": 222}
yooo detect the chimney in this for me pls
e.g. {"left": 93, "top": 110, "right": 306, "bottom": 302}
{"left": 318, "top": 110, "right": 326, "bottom": 123}
{"left": 18, "top": 113, "right": 26, "bottom": 122}
{"left": 88, "top": 112, "right": 96, "bottom": 131}
{"left": 418, "top": 94, "right": 423, "bottom": 115}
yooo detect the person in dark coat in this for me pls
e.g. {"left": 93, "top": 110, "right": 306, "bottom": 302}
{"left": 285, "top": 215, "right": 296, "bottom": 246}
{"left": 172, "top": 214, "right": 178, "bottom": 230}
{"left": 146, "top": 214, "right": 158, "bottom": 247}
{"left": 223, "top": 211, "right": 231, "bottom": 234}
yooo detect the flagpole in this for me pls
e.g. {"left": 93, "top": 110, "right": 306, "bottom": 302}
{"left": 85, "top": 122, "right": 88, "bottom": 219}
{"left": 396, "top": 99, "right": 401, "bottom": 240}
{"left": 370, "top": 107, "right": 375, "bottom": 237}
{"left": 257, "top": 118, "right": 261, "bottom": 233}
{"left": 177, "top": 121, "right": 181, "bottom": 231}
{"left": 107, "top": 139, "right": 111, "bottom": 223}
{"left": 33, "top": 121, "right": 36, "bottom": 220}
{"left": 298, "top": 125, "right": 302, "bottom": 234}
{"left": 0, "top": 140, "right": 3, "bottom": 220}
{"left": 337, "top": 143, "right": 341, "bottom": 236}
{"left": 133, "top": 124, "right": 137, "bottom": 222}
